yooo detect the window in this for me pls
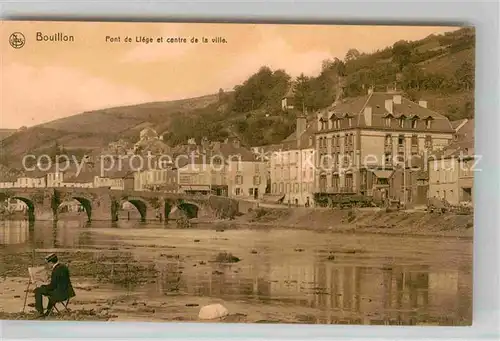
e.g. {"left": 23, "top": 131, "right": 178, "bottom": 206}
{"left": 398, "top": 135, "right": 405, "bottom": 146}
{"left": 235, "top": 188, "right": 242, "bottom": 195}
{"left": 308, "top": 136, "right": 313, "bottom": 147}
{"left": 385, "top": 118, "right": 391, "bottom": 127}
{"left": 385, "top": 134, "right": 392, "bottom": 146}
{"left": 385, "top": 153, "right": 393, "bottom": 165}
{"left": 348, "top": 118, "right": 352, "bottom": 127}
{"left": 253, "top": 176, "right": 261, "bottom": 185}
{"left": 411, "top": 134, "right": 418, "bottom": 145}
{"left": 426, "top": 118, "right": 432, "bottom": 129}
{"left": 235, "top": 175, "right": 243, "bottom": 185}
{"left": 425, "top": 135, "right": 432, "bottom": 149}
{"left": 412, "top": 118, "right": 418, "bottom": 129}
{"left": 294, "top": 183, "right": 299, "bottom": 193}
{"left": 399, "top": 117, "right": 405, "bottom": 128}
{"left": 249, "top": 188, "right": 254, "bottom": 196}
{"left": 272, "top": 183, "right": 277, "bottom": 193}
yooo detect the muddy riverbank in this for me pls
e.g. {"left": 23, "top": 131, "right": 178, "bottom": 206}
{"left": 206, "top": 207, "right": 474, "bottom": 238}
{"left": 0, "top": 220, "right": 473, "bottom": 325}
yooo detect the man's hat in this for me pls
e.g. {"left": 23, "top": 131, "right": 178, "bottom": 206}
{"left": 45, "top": 253, "right": 57, "bottom": 262}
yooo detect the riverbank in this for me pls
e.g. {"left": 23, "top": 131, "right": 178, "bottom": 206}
{"left": 201, "top": 207, "right": 474, "bottom": 238}
{"left": 0, "top": 225, "right": 472, "bottom": 325}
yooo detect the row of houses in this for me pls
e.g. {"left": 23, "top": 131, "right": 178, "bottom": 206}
{"left": 254, "top": 89, "right": 475, "bottom": 207}
{"left": 0, "top": 135, "right": 268, "bottom": 212}
{"left": 0, "top": 90, "right": 474, "bottom": 211}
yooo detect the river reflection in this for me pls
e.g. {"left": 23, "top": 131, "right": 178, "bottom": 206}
{"left": 0, "top": 220, "right": 472, "bottom": 325}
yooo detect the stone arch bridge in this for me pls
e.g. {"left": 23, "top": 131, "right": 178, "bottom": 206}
{"left": 0, "top": 187, "right": 239, "bottom": 222}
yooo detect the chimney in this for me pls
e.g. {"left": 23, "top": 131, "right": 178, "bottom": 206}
{"left": 364, "top": 106, "right": 372, "bottom": 126}
{"left": 296, "top": 116, "right": 307, "bottom": 140}
{"left": 393, "top": 95, "right": 402, "bottom": 104}
{"left": 418, "top": 100, "right": 427, "bottom": 108}
{"left": 316, "top": 112, "right": 323, "bottom": 131}
{"left": 385, "top": 99, "right": 393, "bottom": 114}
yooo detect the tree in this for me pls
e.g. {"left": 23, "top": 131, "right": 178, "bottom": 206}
{"left": 401, "top": 63, "right": 424, "bottom": 90}
{"left": 231, "top": 66, "right": 290, "bottom": 112}
{"left": 455, "top": 61, "right": 474, "bottom": 90}
{"left": 392, "top": 40, "right": 413, "bottom": 71}
{"left": 292, "top": 74, "right": 312, "bottom": 110}
{"left": 345, "top": 48, "right": 361, "bottom": 62}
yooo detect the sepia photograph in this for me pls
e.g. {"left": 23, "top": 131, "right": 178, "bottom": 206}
{"left": 0, "top": 21, "right": 474, "bottom": 325}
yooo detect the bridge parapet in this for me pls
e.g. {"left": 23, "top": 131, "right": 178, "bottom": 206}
{"left": 0, "top": 188, "right": 239, "bottom": 222}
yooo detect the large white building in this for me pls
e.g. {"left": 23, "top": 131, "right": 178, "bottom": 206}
{"left": 314, "top": 90, "right": 455, "bottom": 202}
{"left": 268, "top": 115, "right": 316, "bottom": 206}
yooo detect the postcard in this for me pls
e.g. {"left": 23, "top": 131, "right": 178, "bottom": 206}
{"left": 0, "top": 21, "right": 474, "bottom": 325}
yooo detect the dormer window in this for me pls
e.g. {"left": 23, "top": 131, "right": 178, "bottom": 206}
{"left": 348, "top": 117, "right": 352, "bottom": 127}
{"left": 425, "top": 118, "right": 432, "bottom": 129}
{"left": 385, "top": 117, "right": 391, "bottom": 127}
{"left": 411, "top": 118, "right": 418, "bottom": 129}
{"left": 399, "top": 117, "right": 405, "bottom": 128}
{"left": 308, "top": 136, "right": 313, "bottom": 147}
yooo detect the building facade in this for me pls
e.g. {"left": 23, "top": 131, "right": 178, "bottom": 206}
{"left": 428, "top": 119, "right": 474, "bottom": 205}
{"left": 134, "top": 167, "right": 178, "bottom": 192}
{"left": 269, "top": 115, "right": 316, "bottom": 206}
{"left": 225, "top": 160, "right": 266, "bottom": 200}
{"left": 314, "top": 91, "right": 455, "bottom": 203}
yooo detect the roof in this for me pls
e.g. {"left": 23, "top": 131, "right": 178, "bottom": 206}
{"left": 0, "top": 175, "right": 17, "bottom": 182}
{"left": 316, "top": 92, "right": 454, "bottom": 133}
{"left": 140, "top": 127, "right": 158, "bottom": 137}
{"left": 270, "top": 122, "right": 316, "bottom": 152}
{"left": 371, "top": 170, "right": 393, "bottom": 179}
{"left": 431, "top": 139, "right": 474, "bottom": 160}
{"left": 176, "top": 139, "right": 260, "bottom": 168}
{"left": 135, "top": 139, "right": 171, "bottom": 154}
{"left": 63, "top": 172, "right": 96, "bottom": 183}
{"left": 283, "top": 83, "right": 295, "bottom": 99}
{"left": 454, "top": 118, "right": 474, "bottom": 141}
{"left": 451, "top": 119, "right": 468, "bottom": 130}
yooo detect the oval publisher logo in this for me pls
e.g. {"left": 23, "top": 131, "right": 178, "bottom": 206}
{"left": 9, "top": 32, "right": 25, "bottom": 49}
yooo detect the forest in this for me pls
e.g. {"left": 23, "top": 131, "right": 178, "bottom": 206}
{"left": 162, "top": 27, "right": 474, "bottom": 148}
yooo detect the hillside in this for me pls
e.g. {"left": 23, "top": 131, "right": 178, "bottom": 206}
{"left": 0, "top": 129, "right": 16, "bottom": 141}
{"left": 0, "top": 94, "right": 220, "bottom": 166}
{"left": 0, "top": 27, "right": 474, "bottom": 168}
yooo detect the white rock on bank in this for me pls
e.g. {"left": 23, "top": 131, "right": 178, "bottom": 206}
{"left": 198, "top": 304, "right": 229, "bottom": 320}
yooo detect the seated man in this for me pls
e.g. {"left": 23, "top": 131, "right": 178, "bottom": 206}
{"left": 34, "top": 253, "right": 76, "bottom": 317}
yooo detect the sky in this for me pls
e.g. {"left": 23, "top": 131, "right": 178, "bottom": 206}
{"left": 0, "top": 21, "right": 461, "bottom": 129}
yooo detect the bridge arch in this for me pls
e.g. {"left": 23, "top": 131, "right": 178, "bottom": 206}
{"left": 57, "top": 197, "right": 92, "bottom": 222}
{"left": 119, "top": 197, "right": 149, "bottom": 222}
{"left": 177, "top": 202, "right": 199, "bottom": 219}
{"left": 12, "top": 196, "right": 36, "bottom": 222}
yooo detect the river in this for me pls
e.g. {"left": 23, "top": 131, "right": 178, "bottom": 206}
{"left": 0, "top": 219, "right": 472, "bottom": 325}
